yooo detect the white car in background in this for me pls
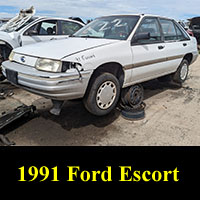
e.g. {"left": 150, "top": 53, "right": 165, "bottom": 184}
{"left": 2, "top": 14, "right": 199, "bottom": 116}
{"left": 0, "top": 7, "right": 84, "bottom": 79}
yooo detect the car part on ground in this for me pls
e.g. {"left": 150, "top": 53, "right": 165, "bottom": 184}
{"left": 50, "top": 100, "right": 64, "bottom": 116}
{"left": 0, "top": 88, "right": 14, "bottom": 99}
{"left": 0, "top": 104, "right": 36, "bottom": 146}
{"left": 121, "top": 84, "right": 144, "bottom": 109}
{"left": 0, "top": 105, "right": 36, "bottom": 130}
{"left": 120, "top": 84, "right": 145, "bottom": 121}
{"left": 121, "top": 102, "right": 146, "bottom": 121}
{"left": 0, "top": 134, "right": 15, "bottom": 146}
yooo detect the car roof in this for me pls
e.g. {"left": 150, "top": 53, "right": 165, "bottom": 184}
{"left": 97, "top": 14, "right": 174, "bottom": 21}
{"left": 34, "top": 16, "right": 85, "bottom": 26}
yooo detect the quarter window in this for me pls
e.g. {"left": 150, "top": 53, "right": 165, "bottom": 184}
{"left": 135, "top": 18, "right": 161, "bottom": 44}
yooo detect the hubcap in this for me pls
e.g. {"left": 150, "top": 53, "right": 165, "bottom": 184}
{"left": 96, "top": 81, "right": 117, "bottom": 110}
{"left": 180, "top": 63, "right": 188, "bottom": 80}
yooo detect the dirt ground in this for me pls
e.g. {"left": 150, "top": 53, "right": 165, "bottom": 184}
{"left": 1, "top": 57, "right": 200, "bottom": 146}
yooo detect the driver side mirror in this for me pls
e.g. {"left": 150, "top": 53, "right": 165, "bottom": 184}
{"left": 131, "top": 32, "right": 151, "bottom": 45}
{"left": 27, "top": 29, "right": 38, "bottom": 36}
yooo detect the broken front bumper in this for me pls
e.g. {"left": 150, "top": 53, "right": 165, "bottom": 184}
{"left": 2, "top": 61, "right": 92, "bottom": 100}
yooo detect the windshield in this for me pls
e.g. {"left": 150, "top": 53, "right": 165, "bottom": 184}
{"left": 74, "top": 15, "right": 140, "bottom": 40}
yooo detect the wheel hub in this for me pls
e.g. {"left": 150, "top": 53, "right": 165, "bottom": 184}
{"left": 96, "top": 81, "right": 117, "bottom": 110}
{"left": 180, "top": 63, "right": 188, "bottom": 80}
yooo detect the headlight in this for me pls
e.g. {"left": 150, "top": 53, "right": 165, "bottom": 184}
{"left": 35, "top": 58, "right": 62, "bottom": 72}
{"left": 9, "top": 51, "right": 15, "bottom": 61}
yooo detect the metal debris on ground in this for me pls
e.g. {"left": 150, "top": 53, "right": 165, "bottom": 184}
{"left": 0, "top": 105, "right": 36, "bottom": 146}
{"left": 0, "top": 134, "right": 15, "bottom": 146}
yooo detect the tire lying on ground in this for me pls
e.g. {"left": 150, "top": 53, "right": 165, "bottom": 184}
{"left": 83, "top": 72, "right": 121, "bottom": 116}
{"left": 120, "top": 84, "right": 146, "bottom": 120}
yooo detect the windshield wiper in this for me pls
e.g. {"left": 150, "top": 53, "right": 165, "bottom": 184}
{"left": 79, "top": 35, "right": 102, "bottom": 38}
{"left": 69, "top": 34, "right": 76, "bottom": 37}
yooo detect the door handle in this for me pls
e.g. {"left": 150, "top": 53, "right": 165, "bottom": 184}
{"left": 183, "top": 43, "right": 187, "bottom": 47}
{"left": 158, "top": 45, "right": 165, "bottom": 50}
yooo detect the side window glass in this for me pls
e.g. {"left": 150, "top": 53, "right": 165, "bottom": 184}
{"left": 174, "top": 24, "right": 185, "bottom": 40}
{"left": 24, "top": 23, "right": 39, "bottom": 35}
{"left": 136, "top": 18, "right": 161, "bottom": 44}
{"left": 160, "top": 19, "right": 177, "bottom": 41}
{"left": 60, "top": 21, "right": 83, "bottom": 35}
{"left": 174, "top": 22, "right": 190, "bottom": 41}
{"left": 39, "top": 20, "right": 57, "bottom": 35}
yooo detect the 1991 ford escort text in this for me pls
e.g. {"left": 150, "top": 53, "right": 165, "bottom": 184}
{"left": 1, "top": 14, "right": 199, "bottom": 116}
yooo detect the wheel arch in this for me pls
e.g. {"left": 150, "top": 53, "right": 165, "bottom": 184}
{"left": 183, "top": 53, "right": 193, "bottom": 65}
{"left": 0, "top": 40, "right": 13, "bottom": 61}
{"left": 88, "top": 62, "right": 125, "bottom": 88}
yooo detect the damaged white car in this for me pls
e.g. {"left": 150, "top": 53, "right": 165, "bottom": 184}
{"left": 2, "top": 14, "right": 199, "bottom": 116}
{"left": 0, "top": 7, "right": 84, "bottom": 79}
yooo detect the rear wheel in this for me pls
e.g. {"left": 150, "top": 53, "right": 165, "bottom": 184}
{"left": 83, "top": 73, "right": 120, "bottom": 116}
{"left": 172, "top": 59, "right": 189, "bottom": 84}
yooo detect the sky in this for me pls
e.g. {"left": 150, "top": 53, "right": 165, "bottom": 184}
{"left": 0, "top": 0, "right": 199, "bottom": 22}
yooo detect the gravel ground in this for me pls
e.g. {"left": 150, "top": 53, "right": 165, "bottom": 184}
{"left": 1, "top": 57, "right": 200, "bottom": 146}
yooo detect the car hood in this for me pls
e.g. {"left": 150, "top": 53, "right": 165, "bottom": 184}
{"left": 14, "top": 37, "right": 120, "bottom": 60}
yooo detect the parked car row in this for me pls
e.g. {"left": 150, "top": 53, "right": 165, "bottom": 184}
{"left": 0, "top": 9, "right": 199, "bottom": 116}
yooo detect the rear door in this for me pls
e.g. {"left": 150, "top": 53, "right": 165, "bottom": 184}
{"left": 158, "top": 18, "right": 190, "bottom": 73}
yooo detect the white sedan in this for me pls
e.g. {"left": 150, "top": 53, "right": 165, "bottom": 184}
{"left": 2, "top": 14, "right": 199, "bottom": 116}
{"left": 0, "top": 7, "right": 84, "bottom": 65}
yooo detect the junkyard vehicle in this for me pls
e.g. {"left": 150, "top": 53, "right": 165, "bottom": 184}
{"left": 2, "top": 14, "right": 199, "bottom": 116}
{"left": 189, "top": 17, "right": 200, "bottom": 44}
{"left": 0, "top": 7, "right": 84, "bottom": 80}
{"left": 0, "top": 18, "right": 10, "bottom": 27}
{"left": 178, "top": 21, "right": 194, "bottom": 37}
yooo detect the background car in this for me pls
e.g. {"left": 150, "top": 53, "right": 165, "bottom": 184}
{"left": 178, "top": 20, "right": 194, "bottom": 37}
{"left": 0, "top": 7, "right": 84, "bottom": 80}
{"left": 188, "top": 17, "right": 200, "bottom": 44}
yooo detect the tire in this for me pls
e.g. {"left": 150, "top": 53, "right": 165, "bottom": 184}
{"left": 83, "top": 73, "right": 120, "bottom": 116}
{"left": 121, "top": 84, "right": 144, "bottom": 109}
{"left": 0, "top": 66, "right": 5, "bottom": 82}
{"left": 172, "top": 59, "right": 189, "bottom": 84}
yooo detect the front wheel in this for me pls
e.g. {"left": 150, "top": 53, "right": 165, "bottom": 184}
{"left": 83, "top": 73, "right": 120, "bottom": 116}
